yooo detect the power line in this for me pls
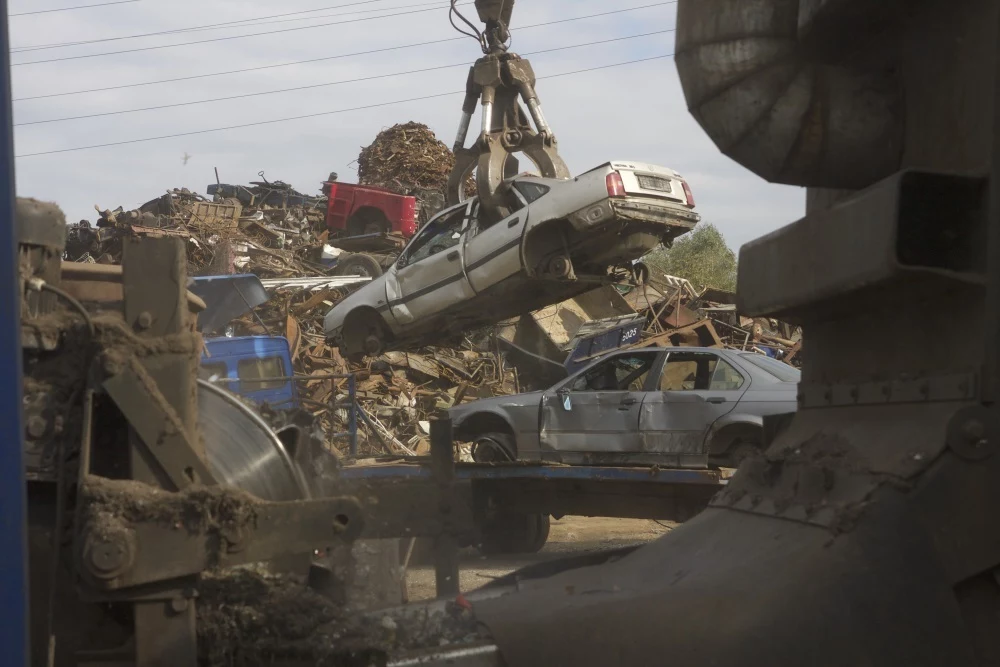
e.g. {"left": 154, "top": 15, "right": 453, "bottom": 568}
{"left": 15, "top": 31, "right": 671, "bottom": 126}
{"left": 10, "top": 0, "right": 425, "bottom": 53}
{"left": 15, "top": 55, "right": 670, "bottom": 158}
{"left": 11, "top": 3, "right": 468, "bottom": 66}
{"left": 9, "top": 0, "right": 139, "bottom": 16}
{"left": 12, "top": 3, "right": 673, "bottom": 100}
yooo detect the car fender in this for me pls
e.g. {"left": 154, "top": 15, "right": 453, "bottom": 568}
{"left": 449, "top": 398, "right": 544, "bottom": 459}
{"left": 322, "top": 274, "right": 393, "bottom": 338}
{"left": 706, "top": 413, "right": 764, "bottom": 457}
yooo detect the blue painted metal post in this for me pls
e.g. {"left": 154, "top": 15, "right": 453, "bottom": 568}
{"left": 348, "top": 374, "right": 358, "bottom": 456}
{"left": 0, "top": 2, "right": 31, "bottom": 665}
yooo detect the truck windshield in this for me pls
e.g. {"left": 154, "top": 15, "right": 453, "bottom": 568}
{"left": 738, "top": 353, "right": 800, "bottom": 382}
{"left": 238, "top": 356, "right": 286, "bottom": 391}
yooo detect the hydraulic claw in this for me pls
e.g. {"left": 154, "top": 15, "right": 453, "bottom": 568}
{"left": 447, "top": 1, "right": 570, "bottom": 223}
{"left": 446, "top": 53, "right": 570, "bottom": 222}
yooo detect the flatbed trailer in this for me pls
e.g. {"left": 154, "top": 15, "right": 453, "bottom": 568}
{"left": 341, "top": 460, "right": 730, "bottom": 522}
{"left": 339, "top": 458, "right": 732, "bottom": 557}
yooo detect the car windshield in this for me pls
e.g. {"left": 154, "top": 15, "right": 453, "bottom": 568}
{"left": 738, "top": 353, "right": 800, "bottom": 382}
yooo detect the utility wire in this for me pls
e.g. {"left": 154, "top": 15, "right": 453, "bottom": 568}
{"left": 12, "top": 3, "right": 672, "bottom": 100}
{"left": 10, "top": 0, "right": 428, "bottom": 53}
{"left": 16, "top": 54, "right": 670, "bottom": 158}
{"left": 15, "top": 31, "right": 671, "bottom": 126}
{"left": 11, "top": 3, "right": 470, "bottom": 66}
{"left": 10, "top": 0, "right": 139, "bottom": 16}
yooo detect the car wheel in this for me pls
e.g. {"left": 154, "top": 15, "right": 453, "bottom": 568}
{"left": 471, "top": 431, "right": 516, "bottom": 462}
{"left": 335, "top": 253, "right": 384, "bottom": 278}
{"left": 342, "top": 309, "right": 386, "bottom": 359}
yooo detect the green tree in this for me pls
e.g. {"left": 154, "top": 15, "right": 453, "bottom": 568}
{"left": 644, "top": 223, "right": 737, "bottom": 292}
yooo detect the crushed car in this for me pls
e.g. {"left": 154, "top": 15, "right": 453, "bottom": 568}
{"left": 448, "top": 347, "right": 800, "bottom": 468}
{"left": 324, "top": 161, "right": 700, "bottom": 357}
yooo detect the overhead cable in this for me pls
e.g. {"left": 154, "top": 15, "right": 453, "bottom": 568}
{"left": 16, "top": 55, "right": 671, "bottom": 158}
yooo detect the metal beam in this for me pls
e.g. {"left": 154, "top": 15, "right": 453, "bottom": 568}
{"left": 0, "top": 1, "right": 30, "bottom": 665}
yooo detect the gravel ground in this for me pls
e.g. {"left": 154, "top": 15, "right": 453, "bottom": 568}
{"left": 404, "top": 516, "right": 674, "bottom": 601}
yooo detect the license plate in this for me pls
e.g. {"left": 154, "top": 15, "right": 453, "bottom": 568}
{"left": 637, "top": 175, "right": 673, "bottom": 192}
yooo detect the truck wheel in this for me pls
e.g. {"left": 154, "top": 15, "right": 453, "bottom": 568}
{"left": 479, "top": 512, "right": 548, "bottom": 556}
{"left": 335, "top": 253, "right": 384, "bottom": 278}
{"left": 527, "top": 514, "right": 551, "bottom": 553}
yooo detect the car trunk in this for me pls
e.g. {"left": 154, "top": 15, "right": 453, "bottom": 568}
{"left": 610, "top": 161, "right": 692, "bottom": 207}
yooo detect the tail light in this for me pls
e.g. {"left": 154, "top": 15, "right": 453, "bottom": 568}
{"left": 681, "top": 180, "right": 696, "bottom": 208}
{"left": 606, "top": 172, "right": 626, "bottom": 197}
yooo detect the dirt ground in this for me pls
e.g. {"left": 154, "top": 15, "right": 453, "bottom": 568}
{"left": 404, "top": 516, "right": 674, "bottom": 601}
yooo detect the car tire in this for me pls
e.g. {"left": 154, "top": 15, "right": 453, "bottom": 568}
{"left": 335, "top": 253, "right": 384, "bottom": 278}
{"left": 342, "top": 309, "right": 387, "bottom": 360}
{"left": 470, "top": 431, "right": 516, "bottom": 462}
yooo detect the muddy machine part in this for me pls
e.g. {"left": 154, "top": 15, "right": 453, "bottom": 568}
{"left": 447, "top": 1, "right": 570, "bottom": 222}
{"left": 462, "top": 2, "right": 1000, "bottom": 666}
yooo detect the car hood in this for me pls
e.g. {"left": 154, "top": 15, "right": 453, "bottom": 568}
{"left": 449, "top": 391, "right": 545, "bottom": 423}
{"left": 323, "top": 274, "right": 389, "bottom": 334}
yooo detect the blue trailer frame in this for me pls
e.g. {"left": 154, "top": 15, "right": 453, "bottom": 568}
{"left": 341, "top": 461, "right": 730, "bottom": 525}
{"left": 1, "top": 2, "right": 30, "bottom": 664}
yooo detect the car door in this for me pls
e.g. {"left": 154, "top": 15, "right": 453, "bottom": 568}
{"left": 463, "top": 188, "right": 530, "bottom": 293}
{"left": 639, "top": 350, "right": 750, "bottom": 467}
{"left": 384, "top": 201, "right": 476, "bottom": 326}
{"left": 538, "top": 350, "right": 663, "bottom": 461}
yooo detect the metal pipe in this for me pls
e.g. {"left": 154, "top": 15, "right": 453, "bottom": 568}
{"left": 480, "top": 101, "right": 493, "bottom": 137}
{"left": 453, "top": 111, "right": 473, "bottom": 153}
{"left": 0, "top": 1, "right": 30, "bottom": 664}
{"left": 525, "top": 98, "right": 551, "bottom": 137}
{"left": 348, "top": 374, "right": 358, "bottom": 456}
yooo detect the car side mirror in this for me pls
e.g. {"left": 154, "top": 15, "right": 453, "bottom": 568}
{"left": 557, "top": 387, "right": 572, "bottom": 411}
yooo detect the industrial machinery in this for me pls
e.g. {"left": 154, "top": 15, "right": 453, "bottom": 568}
{"left": 432, "top": 1, "right": 1000, "bottom": 665}
{"left": 16, "top": 0, "right": 1000, "bottom": 665}
{"left": 446, "top": 0, "right": 570, "bottom": 223}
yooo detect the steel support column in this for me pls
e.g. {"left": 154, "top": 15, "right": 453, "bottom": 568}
{"left": 0, "top": 2, "right": 30, "bottom": 666}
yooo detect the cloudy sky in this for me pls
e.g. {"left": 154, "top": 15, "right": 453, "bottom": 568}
{"left": 7, "top": 0, "right": 804, "bottom": 251}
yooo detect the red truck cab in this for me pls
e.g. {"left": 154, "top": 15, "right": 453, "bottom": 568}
{"left": 324, "top": 180, "right": 417, "bottom": 238}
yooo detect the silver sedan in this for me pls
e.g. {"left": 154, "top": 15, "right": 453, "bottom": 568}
{"left": 324, "top": 161, "right": 699, "bottom": 357}
{"left": 449, "top": 347, "right": 800, "bottom": 468}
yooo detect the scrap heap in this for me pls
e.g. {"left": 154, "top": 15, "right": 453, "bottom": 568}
{"left": 232, "top": 285, "right": 517, "bottom": 457}
{"left": 64, "top": 179, "right": 333, "bottom": 279}
{"left": 357, "top": 122, "right": 475, "bottom": 224}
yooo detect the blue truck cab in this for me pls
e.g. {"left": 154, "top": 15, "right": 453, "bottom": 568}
{"left": 188, "top": 274, "right": 297, "bottom": 408}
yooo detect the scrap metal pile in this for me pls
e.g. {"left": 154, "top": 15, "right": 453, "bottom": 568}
{"left": 357, "top": 121, "right": 476, "bottom": 223}
{"left": 63, "top": 178, "right": 334, "bottom": 279}
{"left": 233, "top": 283, "right": 517, "bottom": 457}
{"left": 621, "top": 275, "right": 803, "bottom": 363}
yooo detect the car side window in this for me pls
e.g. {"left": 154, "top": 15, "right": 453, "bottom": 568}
{"left": 513, "top": 181, "right": 550, "bottom": 204}
{"left": 569, "top": 352, "right": 658, "bottom": 392}
{"left": 403, "top": 204, "right": 468, "bottom": 265}
{"left": 709, "top": 358, "right": 745, "bottom": 390}
{"left": 659, "top": 352, "right": 742, "bottom": 391}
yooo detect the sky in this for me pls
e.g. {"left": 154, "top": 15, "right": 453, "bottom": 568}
{"left": 7, "top": 0, "right": 804, "bottom": 252}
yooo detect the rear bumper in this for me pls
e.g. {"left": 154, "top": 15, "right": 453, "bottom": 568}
{"left": 567, "top": 196, "right": 700, "bottom": 233}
